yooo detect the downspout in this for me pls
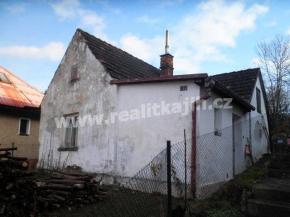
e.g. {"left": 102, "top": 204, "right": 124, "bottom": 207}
{"left": 191, "top": 102, "right": 197, "bottom": 197}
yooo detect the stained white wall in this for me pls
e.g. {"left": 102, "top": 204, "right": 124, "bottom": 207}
{"left": 195, "top": 93, "right": 235, "bottom": 198}
{"left": 115, "top": 81, "right": 200, "bottom": 178}
{"left": 232, "top": 106, "right": 250, "bottom": 175}
{"left": 39, "top": 32, "right": 117, "bottom": 174}
{"left": 250, "top": 77, "right": 269, "bottom": 161}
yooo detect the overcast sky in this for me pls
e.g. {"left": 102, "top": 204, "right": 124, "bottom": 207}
{"left": 0, "top": 0, "right": 289, "bottom": 91}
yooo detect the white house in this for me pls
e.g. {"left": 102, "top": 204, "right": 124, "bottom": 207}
{"left": 38, "top": 29, "right": 269, "bottom": 198}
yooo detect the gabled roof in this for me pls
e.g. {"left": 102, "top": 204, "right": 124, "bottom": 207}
{"left": 77, "top": 29, "right": 161, "bottom": 79}
{"left": 211, "top": 68, "right": 259, "bottom": 102}
{"left": 0, "top": 66, "right": 43, "bottom": 108}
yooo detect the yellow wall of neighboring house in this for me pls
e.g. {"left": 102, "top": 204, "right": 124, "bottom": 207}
{"left": 0, "top": 114, "right": 40, "bottom": 159}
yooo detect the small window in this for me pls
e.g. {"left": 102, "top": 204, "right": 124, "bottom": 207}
{"left": 256, "top": 88, "right": 261, "bottom": 113}
{"left": 214, "top": 108, "right": 222, "bottom": 136}
{"left": 70, "top": 65, "right": 79, "bottom": 82}
{"left": 180, "top": 85, "right": 188, "bottom": 91}
{"left": 65, "top": 115, "right": 78, "bottom": 148}
{"left": 19, "top": 118, "right": 30, "bottom": 136}
{"left": 254, "top": 121, "right": 262, "bottom": 141}
{"left": 0, "top": 72, "right": 11, "bottom": 84}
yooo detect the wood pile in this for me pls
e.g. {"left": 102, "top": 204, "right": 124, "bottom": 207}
{"left": 35, "top": 171, "right": 107, "bottom": 210}
{"left": 0, "top": 147, "right": 34, "bottom": 217}
{"left": 0, "top": 147, "right": 108, "bottom": 216}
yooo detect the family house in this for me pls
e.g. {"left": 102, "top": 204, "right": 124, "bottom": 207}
{"left": 0, "top": 66, "right": 43, "bottom": 161}
{"left": 39, "top": 29, "right": 269, "bottom": 198}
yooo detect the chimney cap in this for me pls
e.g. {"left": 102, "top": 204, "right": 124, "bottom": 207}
{"left": 160, "top": 53, "right": 174, "bottom": 57}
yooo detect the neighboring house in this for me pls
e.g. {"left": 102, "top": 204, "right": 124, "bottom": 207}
{"left": 39, "top": 29, "right": 269, "bottom": 198}
{"left": 0, "top": 66, "right": 43, "bottom": 160}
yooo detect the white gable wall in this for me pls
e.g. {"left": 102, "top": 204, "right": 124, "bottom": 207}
{"left": 38, "top": 32, "right": 118, "bottom": 174}
{"left": 250, "top": 77, "right": 269, "bottom": 161}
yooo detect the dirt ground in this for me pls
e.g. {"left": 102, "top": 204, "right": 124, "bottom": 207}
{"left": 40, "top": 187, "right": 171, "bottom": 217}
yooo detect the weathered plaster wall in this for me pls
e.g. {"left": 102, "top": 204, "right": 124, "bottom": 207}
{"left": 250, "top": 77, "right": 269, "bottom": 161}
{"left": 115, "top": 81, "right": 200, "bottom": 179}
{"left": 39, "top": 32, "right": 117, "bottom": 173}
{"left": 232, "top": 106, "right": 251, "bottom": 175}
{"left": 0, "top": 114, "right": 39, "bottom": 159}
{"left": 195, "top": 93, "right": 234, "bottom": 198}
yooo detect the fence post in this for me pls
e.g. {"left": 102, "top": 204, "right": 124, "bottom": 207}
{"left": 167, "top": 140, "right": 172, "bottom": 217}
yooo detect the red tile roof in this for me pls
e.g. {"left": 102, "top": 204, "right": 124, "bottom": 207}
{"left": 0, "top": 66, "right": 43, "bottom": 108}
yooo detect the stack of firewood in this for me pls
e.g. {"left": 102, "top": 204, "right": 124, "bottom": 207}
{"left": 0, "top": 147, "right": 29, "bottom": 169}
{"left": 0, "top": 147, "right": 35, "bottom": 217}
{"left": 0, "top": 146, "right": 108, "bottom": 216}
{"left": 35, "top": 170, "right": 107, "bottom": 209}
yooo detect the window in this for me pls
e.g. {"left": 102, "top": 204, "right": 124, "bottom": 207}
{"left": 214, "top": 108, "right": 222, "bottom": 136}
{"left": 254, "top": 121, "right": 262, "bottom": 141}
{"left": 70, "top": 65, "right": 79, "bottom": 82}
{"left": 19, "top": 118, "right": 30, "bottom": 136}
{"left": 0, "top": 72, "right": 11, "bottom": 84}
{"left": 180, "top": 85, "right": 188, "bottom": 91}
{"left": 256, "top": 88, "right": 261, "bottom": 113}
{"left": 64, "top": 115, "right": 78, "bottom": 149}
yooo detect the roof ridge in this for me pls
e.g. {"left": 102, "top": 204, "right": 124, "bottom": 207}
{"left": 211, "top": 68, "right": 260, "bottom": 77}
{"left": 76, "top": 28, "right": 160, "bottom": 73}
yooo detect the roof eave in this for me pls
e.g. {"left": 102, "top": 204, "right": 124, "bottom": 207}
{"left": 110, "top": 74, "right": 208, "bottom": 85}
{"left": 209, "top": 79, "right": 255, "bottom": 112}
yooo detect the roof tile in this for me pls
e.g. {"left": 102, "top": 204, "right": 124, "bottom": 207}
{"left": 211, "top": 68, "right": 259, "bottom": 102}
{"left": 77, "top": 29, "right": 161, "bottom": 79}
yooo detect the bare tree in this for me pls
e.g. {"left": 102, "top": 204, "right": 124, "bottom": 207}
{"left": 257, "top": 35, "right": 290, "bottom": 120}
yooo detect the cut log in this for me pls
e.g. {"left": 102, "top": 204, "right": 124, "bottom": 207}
{"left": 0, "top": 160, "right": 28, "bottom": 169}
{"left": 45, "top": 179, "right": 85, "bottom": 185}
{"left": 37, "top": 183, "right": 74, "bottom": 191}
{"left": 6, "top": 156, "right": 28, "bottom": 161}
{"left": 0, "top": 147, "right": 17, "bottom": 152}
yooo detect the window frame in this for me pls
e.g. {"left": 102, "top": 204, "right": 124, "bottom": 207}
{"left": 70, "top": 65, "right": 80, "bottom": 83}
{"left": 180, "top": 85, "right": 188, "bottom": 91}
{"left": 214, "top": 108, "right": 222, "bottom": 136}
{"left": 59, "top": 113, "right": 79, "bottom": 151}
{"left": 18, "top": 118, "right": 31, "bottom": 136}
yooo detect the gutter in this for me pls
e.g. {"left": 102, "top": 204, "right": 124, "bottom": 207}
{"left": 110, "top": 74, "right": 208, "bottom": 85}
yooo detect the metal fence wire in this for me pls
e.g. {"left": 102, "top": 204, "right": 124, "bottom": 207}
{"left": 96, "top": 114, "right": 269, "bottom": 217}
{"left": 43, "top": 114, "right": 269, "bottom": 217}
{"left": 97, "top": 138, "right": 192, "bottom": 217}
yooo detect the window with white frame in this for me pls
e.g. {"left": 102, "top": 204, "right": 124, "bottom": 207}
{"left": 19, "top": 118, "right": 30, "bottom": 136}
{"left": 64, "top": 114, "right": 78, "bottom": 148}
{"left": 214, "top": 108, "right": 222, "bottom": 136}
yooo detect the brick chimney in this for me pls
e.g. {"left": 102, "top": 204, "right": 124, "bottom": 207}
{"left": 160, "top": 30, "right": 174, "bottom": 77}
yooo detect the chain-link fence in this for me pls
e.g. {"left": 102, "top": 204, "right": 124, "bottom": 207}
{"left": 43, "top": 114, "right": 269, "bottom": 217}
{"left": 102, "top": 114, "right": 269, "bottom": 217}
{"left": 196, "top": 114, "right": 269, "bottom": 198}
